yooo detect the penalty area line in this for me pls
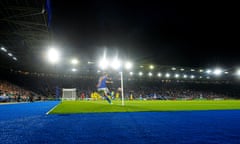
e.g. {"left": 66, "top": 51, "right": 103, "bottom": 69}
{"left": 46, "top": 104, "right": 59, "bottom": 115}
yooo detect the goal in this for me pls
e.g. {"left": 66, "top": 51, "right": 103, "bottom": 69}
{"left": 62, "top": 88, "right": 77, "bottom": 100}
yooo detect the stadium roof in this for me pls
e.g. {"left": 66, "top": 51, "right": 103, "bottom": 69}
{"left": 0, "top": 0, "right": 50, "bottom": 71}
{"left": 0, "top": 1, "right": 239, "bottom": 75}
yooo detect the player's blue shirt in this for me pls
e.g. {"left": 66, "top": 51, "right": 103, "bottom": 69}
{"left": 98, "top": 76, "right": 107, "bottom": 88}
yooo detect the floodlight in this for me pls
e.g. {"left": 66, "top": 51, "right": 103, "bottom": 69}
{"left": 139, "top": 72, "right": 143, "bottom": 76}
{"left": 1, "top": 47, "right": 7, "bottom": 52}
{"left": 129, "top": 72, "right": 133, "bottom": 76}
{"left": 199, "top": 69, "right": 204, "bottom": 72}
{"left": 180, "top": 68, "right": 184, "bottom": 71}
{"left": 171, "top": 67, "right": 176, "bottom": 70}
{"left": 175, "top": 74, "right": 179, "bottom": 78}
{"left": 71, "top": 59, "right": 79, "bottom": 65}
{"left": 190, "top": 75, "right": 195, "bottom": 79}
{"left": 148, "top": 72, "right": 152, "bottom": 77}
{"left": 157, "top": 72, "right": 162, "bottom": 77}
{"left": 183, "top": 74, "right": 188, "bottom": 78}
{"left": 125, "top": 61, "right": 133, "bottom": 70}
{"left": 8, "top": 53, "right": 13, "bottom": 57}
{"left": 111, "top": 58, "right": 121, "bottom": 70}
{"left": 98, "top": 58, "right": 109, "bottom": 70}
{"left": 206, "top": 69, "right": 212, "bottom": 74}
{"left": 47, "top": 48, "right": 60, "bottom": 64}
{"left": 190, "top": 69, "right": 195, "bottom": 72}
{"left": 149, "top": 65, "right": 154, "bottom": 69}
{"left": 88, "top": 61, "right": 94, "bottom": 64}
{"left": 213, "top": 68, "right": 222, "bottom": 76}
{"left": 236, "top": 69, "right": 240, "bottom": 76}
{"left": 71, "top": 68, "right": 77, "bottom": 72}
{"left": 165, "top": 73, "right": 170, "bottom": 78}
{"left": 13, "top": 57, "right": 17, "bottom": 61}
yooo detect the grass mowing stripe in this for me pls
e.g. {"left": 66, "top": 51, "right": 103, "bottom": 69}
{"left": 49, "top": 100, "right": 240, "bottom": 114}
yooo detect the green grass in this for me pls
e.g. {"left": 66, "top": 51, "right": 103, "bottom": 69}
{"left": 48, "top": 100, "right": 240, "bottom": 114}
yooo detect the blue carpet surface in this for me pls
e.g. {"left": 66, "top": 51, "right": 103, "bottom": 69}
{"left": 0, "top": 101, "right": 240, "bottom": 144}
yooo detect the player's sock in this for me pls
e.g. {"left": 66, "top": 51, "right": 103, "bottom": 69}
{"left": 105, "top": 96, "right": 112, "bottom": 104}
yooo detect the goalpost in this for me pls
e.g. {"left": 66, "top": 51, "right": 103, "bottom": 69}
{"left": 62, "top": 88, "right": 77, "bottom": 101}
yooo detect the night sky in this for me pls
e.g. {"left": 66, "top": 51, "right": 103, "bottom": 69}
{"left": 50, "top": 1, "right": 239, "bottom": 68}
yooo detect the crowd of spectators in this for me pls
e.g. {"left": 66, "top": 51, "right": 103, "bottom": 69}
{"left": 1, "top": 72, "right": 240, "bottom": 103}
{"left": 123, "top": 81, "right": 236, "bottom": 100}
{"left": 0, "top": 80, "right": 43, "bottom": 102}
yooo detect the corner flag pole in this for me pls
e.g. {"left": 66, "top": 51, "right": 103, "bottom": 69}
{"left": 120, "top": 71, "right": 124, "bottom": 106}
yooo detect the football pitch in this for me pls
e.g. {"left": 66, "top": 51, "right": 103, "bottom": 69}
{"left": 49, "top": 100, "right": 240, "bottom": 114}
{"left": 1, "top": 101, "right": 240, "bottom": 144}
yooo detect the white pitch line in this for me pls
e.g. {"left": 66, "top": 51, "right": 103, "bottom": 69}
{"left": 46, "top": 104, "right": 59, "bottom": 115}
{"left": 0, "top": 102, "right": 29, "bottom": 105}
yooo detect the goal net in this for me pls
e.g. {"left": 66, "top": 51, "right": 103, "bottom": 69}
{"left": 62, "top": 88, "right": 77, "bottom": 100}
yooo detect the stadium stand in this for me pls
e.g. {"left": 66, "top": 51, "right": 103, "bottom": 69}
{"left": 1, "top": 67, "right": 240, "bottom": 103}
{"left": 0, "top": 80, "right": 43, "bottom": 102}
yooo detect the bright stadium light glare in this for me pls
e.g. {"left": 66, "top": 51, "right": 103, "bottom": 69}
{"left": 13, "top": 57, "right": 17, "bottom": 61}
{"left": 190, "top": 75, "right": 195, "bottom": 79}
{"left": 125, "top": 61, "right": 133, "bottom": 70}
{"left": 183, "top": 74, "right": 188, "bottom": 78}
{"left": 236, "top": 69, "right": 240, "bottom": 76}
{"left": 47, "top": 48, "right": 61, "bottom": 64}
{"left": 71, "top": 59, "right": 79, "bottom": 65}
{"left": 148, "top": 72, "right": 152, "bottom": 77}
{"left": 213, "top": 68, "right": 222, "bottom": 76}
{"left": 139, "top": 72, "right": 143, "bottom": 76}
{"left": 111, "top": 58, "right": 121, "bottom": 70}
{"left": 149, "top": 65, "right": 154, "bottom": 69}
{"left": 180, "top": 68, "right": 184, "bottom": 71}
{"left": 199, "top": 69, "right": 204, "bottom": 72}
{"left": 157, "top": 72, "right": 162, "bottom": 77}
{"left": 190, "top": 69, "right": 195, "bottom": 72}
{"left": 71, "top": 68, "right": 77, "bottom": 72}
{"left": 88, "top": 61, "right": 94, "bottom": 64}
{"left": 206, "top": 69, "right": 212, "bottom": 74}
{"left": 98, "top": 58, "right": 109, "bottom": 70}
{"left": 129, "top": 72, "right": 133, "bottom": 76}
{"left": 1, "top": 47, "right": 7, "bottom": 52}
{"left": 171, "top": 67, "right": 176, "bottom": 70}
{"left": 175, "top": 74, "right": 179, "bottom": 78}
{"left": 8, "top": 53, "right": 13, "bottom": 57}
{"left": 165, "top": 73, "right": 170, "bottom": 78}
